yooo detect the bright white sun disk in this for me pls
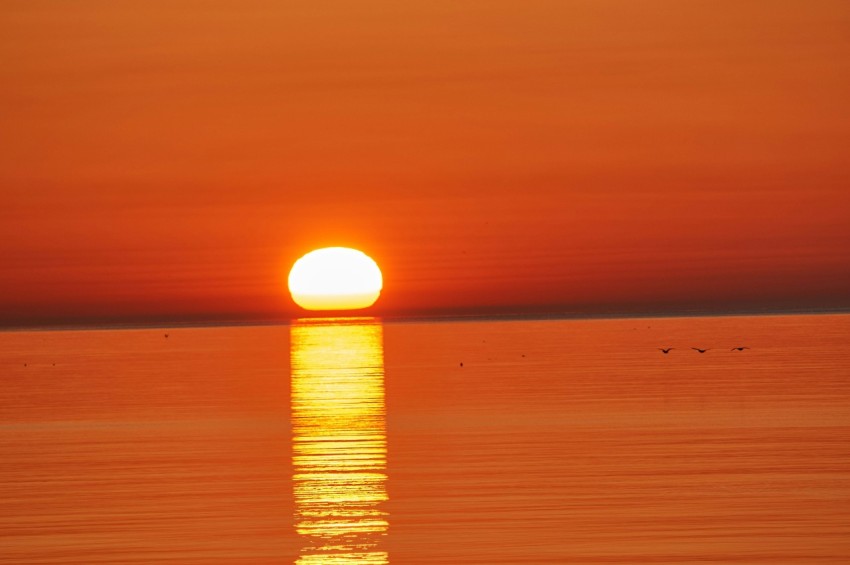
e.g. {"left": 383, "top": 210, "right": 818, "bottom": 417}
{"left": 288, "top": 247, "right": 382, "bottom": 310}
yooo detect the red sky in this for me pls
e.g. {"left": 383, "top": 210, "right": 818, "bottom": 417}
{"left": 2, "top": 1, "right": 849, "bottom": 325}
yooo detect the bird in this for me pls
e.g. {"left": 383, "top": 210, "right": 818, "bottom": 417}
{"left": 691, "top": 348, "right": 710, "bottom": 353}
{"left": 658, "top": 348, "right": 674, "bottom": 354}
{"left": 459, "top": 362, "right": 464, "bottom": 367}
{"left": 164, "top": 333, "right": 169, "bottom": 338}
{"left": 731, "top": 346, "right": 750, "bottom": 351}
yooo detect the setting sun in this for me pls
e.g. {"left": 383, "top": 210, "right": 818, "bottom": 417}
{"left": 288, "top": 247, "right": 383, "bottom": 311}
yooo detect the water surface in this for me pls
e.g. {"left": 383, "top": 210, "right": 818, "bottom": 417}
{"left": 2, "top": 314, "right": 849, "bottom": 563}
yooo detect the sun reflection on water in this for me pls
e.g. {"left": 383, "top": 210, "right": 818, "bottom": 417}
{"left": 291, "top": 318, "right": 388, "bottom": 564}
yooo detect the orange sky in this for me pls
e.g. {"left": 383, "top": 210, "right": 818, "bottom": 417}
{"left": 2, "top": 1, "right": 849, "bottom": 325}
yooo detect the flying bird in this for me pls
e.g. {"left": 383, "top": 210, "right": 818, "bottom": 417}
{"left": 731, "top": 346, "right": 750, "bottom": 351}
{"left": 691, "top": 348, "right": 710, "bottom": 353}
{"left": 658, "top": 348, "right": 674, "bottom": 354}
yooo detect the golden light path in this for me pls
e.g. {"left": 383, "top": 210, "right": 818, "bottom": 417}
{"left": 290, "top": 317, "right": 389, "bottom": 564}
{"left": 288, "top": 248, "right": 383, "bottom": 311}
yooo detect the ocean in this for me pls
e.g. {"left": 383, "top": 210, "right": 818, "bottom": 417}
{"left": 2, "top": 314, "right": 849, "bottom": 563}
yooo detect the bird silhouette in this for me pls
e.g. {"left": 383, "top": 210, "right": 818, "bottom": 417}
{"left": 164, "top": 334, "right": 169, "bottom": 338}
{"left": 658, "top": 348, "right": 674, "bottom": 354}
{"left": 731, "top": 346, "right": 750, "bottom": 351}
{"left": 691, "top": 348, "right": 710, "bottom": 353}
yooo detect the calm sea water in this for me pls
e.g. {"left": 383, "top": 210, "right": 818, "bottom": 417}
{"left": 2, "top": 314, "right": 849, "bottom": 563}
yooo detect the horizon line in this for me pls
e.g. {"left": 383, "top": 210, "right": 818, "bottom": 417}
{"left": 2, "top": 305, "right": 848, "bottom": 333}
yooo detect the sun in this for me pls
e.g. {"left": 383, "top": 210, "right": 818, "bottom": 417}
{"left": 288, "top": 247, "right": 383, "bottom": 311}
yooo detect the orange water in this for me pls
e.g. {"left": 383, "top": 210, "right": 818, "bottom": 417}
{"left": 1, "top": 314, "right": 849, "bottom": 563}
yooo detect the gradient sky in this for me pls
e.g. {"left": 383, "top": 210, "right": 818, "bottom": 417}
{"left": 2, "top": 1, "right": 849, "bottom": 325}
